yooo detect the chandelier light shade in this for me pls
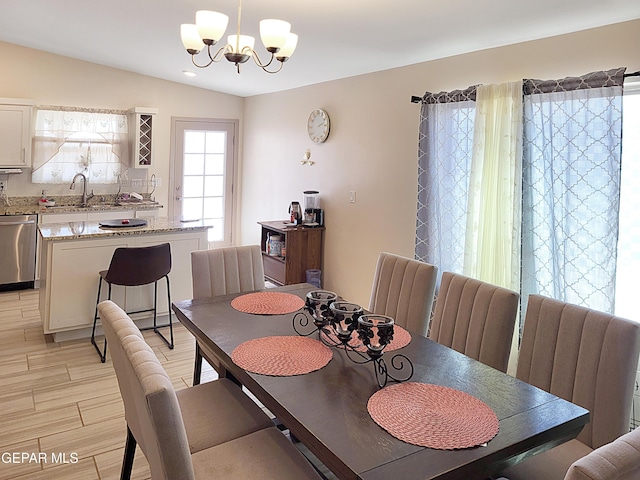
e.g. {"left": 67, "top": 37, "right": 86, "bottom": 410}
{"left": 196, "top": 10, "right": 228, "bottom": 44}
{"left": 180, "top": 0, "right": 298, "bottom": 74}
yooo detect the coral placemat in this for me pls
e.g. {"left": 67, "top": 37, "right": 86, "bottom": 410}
{"left": 320, "top": 325, "right": 412, "bottom": 352}
{"left": 231, "top": 291, "right": 305, "bottom": 315}
{"left": 368, "top": 382, "right": 499, "bottom": 450}
{"left": 232, "top": 336, "right": 333, "bottom": 376}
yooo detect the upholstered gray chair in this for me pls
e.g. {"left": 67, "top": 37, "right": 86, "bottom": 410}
{"left": 564, "top": 426, "right": 640, "bottom": 480}
{"left": 428, "top": 272, "right": 519, "bottom": 372}
{"left": 368, "top": 252, "right": 438, "bottom": 336}
{"left": 98, "top": 300, "right": 321, "bottom": 480}
{"left": 499, "top": 295, "right": 640, "bottom": 480}
{"left": 191, "top": 245, "right": 265, "bottom": 384}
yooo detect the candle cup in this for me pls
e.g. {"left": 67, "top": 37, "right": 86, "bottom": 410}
{"left": 357, "top": 314, "right": 395, "bottom": 359}
{"left": 329, "top": 302, "right": 363, "bottom": 343}
{"left": 305, "top": 290, "right": 337, "bottom": 327}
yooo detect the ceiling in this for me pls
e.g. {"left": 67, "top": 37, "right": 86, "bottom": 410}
{"left": 1, "top": 0, "right": 639, "bottom": 98}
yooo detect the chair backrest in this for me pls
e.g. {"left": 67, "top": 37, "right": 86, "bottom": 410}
{"left": 564, "top": 426, "right": 640, "bottom": 480}
{"left": 191, "top": 245, "right": 265, "bottom": 299}
{"left": 368, "top": 252, "right": 437, "bottom": 336}
{"left": 428, "top": 272, "right": 519, "bottom": 373}
{"left": 104, "top": 243, "right": 172, "bottom": 286}
{"left": 517, "top": 295, "right": 640, "bottom": 449}
{"left": 98, "top": 300, "right": 194, "bottom": 480}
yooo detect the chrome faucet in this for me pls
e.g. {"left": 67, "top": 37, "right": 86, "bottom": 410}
{"left": 70, "top": 173, "right": 94, "bottom": 206}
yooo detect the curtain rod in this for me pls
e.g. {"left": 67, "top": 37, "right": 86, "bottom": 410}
{"left": 411, "top": 70, "right": 640, "bottom": 103}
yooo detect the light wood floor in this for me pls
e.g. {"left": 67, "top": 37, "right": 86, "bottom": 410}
{"left": 0, "top": 288, "right": 219, "bottom": 480}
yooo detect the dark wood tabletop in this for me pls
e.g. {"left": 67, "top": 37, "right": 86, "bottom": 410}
{"left": 172, "top": 283, "right": 589, "bottom": 480}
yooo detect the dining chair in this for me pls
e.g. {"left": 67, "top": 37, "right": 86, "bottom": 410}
{"left": 428, "top": 272, "right": 519, "bottom": 372}
{"left": 368, "top": 252, "right": 438, "bottom": 336}
{"left": 91, "top": 242, "right": 173, "bottom": 363}
{"left": 564, "top": 426, "right": 640, "bottom": 480}
{"left": 190, "top": 245, "right": 265, "bottom": 384}
{"left": 98, "top": 300, "right": 322, "bottom": 480}
{"left": 499, "top": 295, "right": 640, "bottom": 480}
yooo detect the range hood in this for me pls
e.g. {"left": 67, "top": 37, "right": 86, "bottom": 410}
{"left": 0, "top": 168, "right": 23, "bottom": 174}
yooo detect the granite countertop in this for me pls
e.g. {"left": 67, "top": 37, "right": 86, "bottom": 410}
{"left": 0, "top": 195, "right": 162, "bottom": 216}
{"left": 39, "top": 216, "right": 211, "bottom": 241}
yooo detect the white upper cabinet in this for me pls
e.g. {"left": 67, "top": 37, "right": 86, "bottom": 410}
{"left": 0, "top": 98, "right": 33, "bottom": 168}
{"left": 128, "top": 107, "right": 158, "bottom": 168}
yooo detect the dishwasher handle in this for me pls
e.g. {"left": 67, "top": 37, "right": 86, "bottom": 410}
{"left": 0, "top": 219, "right": 36, "bottom": 226}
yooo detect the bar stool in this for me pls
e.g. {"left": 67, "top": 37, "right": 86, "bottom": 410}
{"left": 91, "top": 243, "right": 174, "bottom": 362}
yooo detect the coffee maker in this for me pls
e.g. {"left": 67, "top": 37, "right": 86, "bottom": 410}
{"left": 289, "top": 201, "right": 302, "bottom": 225}
{"left": 303, "top": 190, "right": 323, "bottom": 226}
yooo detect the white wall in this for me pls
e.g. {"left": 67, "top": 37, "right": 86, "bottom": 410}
{"left": 241, "top": 19, "right": 640, "bottom": 308}
{"left": 2, "top": 19, "right": 640, "bottom": 310}
{"left": 0, "top": 40, "right": 244, "bottom": 210}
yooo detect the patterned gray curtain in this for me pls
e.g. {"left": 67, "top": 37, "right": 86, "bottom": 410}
{"left": 521, "top": 68, "right": 626, "bottom": 318}
{"left": 415, "top": 87, "right": 476, "bottom": 275}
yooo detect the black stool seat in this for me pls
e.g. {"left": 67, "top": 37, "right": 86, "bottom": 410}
{"left": 91, "top": 243, "right": 174, "bottom": 362}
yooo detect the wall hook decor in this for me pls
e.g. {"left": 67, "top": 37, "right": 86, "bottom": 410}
{"left": 301, "top": 148, "right": 314, "bottom": 166}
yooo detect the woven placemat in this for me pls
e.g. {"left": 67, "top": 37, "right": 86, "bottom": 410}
{"left": 231, "top": 291, "right": 305, "bottom": 315}
{"left": 320, "top": 325, "right": 412, "bottom": 352}
{"left": 231, "top": 336, "right": 333, "bottom": 376}
{"left": 368, "top": 382, "right": 499, "bottom": 450}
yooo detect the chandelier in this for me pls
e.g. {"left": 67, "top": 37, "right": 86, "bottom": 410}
{"left": 180, "top": 0, "right": 298, "bottom": 74}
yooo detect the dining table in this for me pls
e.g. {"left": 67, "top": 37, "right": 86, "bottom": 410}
{"left": 172, "top": 283, "right": 589, "bottom": 480}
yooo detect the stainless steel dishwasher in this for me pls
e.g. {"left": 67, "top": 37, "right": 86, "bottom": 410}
{"left": 0, "top": 214, "right": 37, "bottom": 290}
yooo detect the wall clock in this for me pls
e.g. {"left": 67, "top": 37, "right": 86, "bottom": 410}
{"left": 307, "top": 108, "right": 330, "bottom": 143}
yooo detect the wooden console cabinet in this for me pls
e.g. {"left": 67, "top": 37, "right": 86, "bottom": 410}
{"left": 259, "top": 221, "right": 324, "bottom": 286}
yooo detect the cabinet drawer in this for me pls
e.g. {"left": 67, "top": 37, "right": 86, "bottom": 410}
{"left": 262, "top": 254, "right": 285, "bottom": 285}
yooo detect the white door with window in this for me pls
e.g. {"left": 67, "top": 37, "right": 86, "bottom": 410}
{"left": 171, "top": 118, "right": 236, "bottom": 247}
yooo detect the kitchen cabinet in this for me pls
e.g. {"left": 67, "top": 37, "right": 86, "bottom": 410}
{"left": 39, "top": 223, "right": 208, "bottom": 340}
{"left": 259, "top": 220, "right": 324, "bottom": 286}
{"left": 128, "top": 107, "right": 158, "bottom": 168}
{"left": 37, "top": 207, "right": 160, "bottom": 286}
{"left": 0, "top": 99, "right": 33, "bottom": 168}
{"left": 135, "top": 208, "right": 159, "bottom": 219}
{"left": 39, "top": 210, "right": 127, "bottom": 224}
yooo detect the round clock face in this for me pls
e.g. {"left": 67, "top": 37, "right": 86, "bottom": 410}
{"left": 307, "top": 109, "right": 330, "bottom": 143}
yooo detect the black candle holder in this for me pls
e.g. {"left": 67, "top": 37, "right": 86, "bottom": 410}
{"left": 293, "top": 291, "right": 413, "bottom": 388}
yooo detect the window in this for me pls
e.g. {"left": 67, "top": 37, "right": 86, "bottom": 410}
{"left": 182, "top": 130, "right": 226, "bottom": 239}
{"left": 32, "top": 108, "right": 128, "bottom": 184}
{"left": 417, "top": 69, "right": 627, "bottom": 317}
{"left": 614, "top": 81, "right": 640, "bottom": 318}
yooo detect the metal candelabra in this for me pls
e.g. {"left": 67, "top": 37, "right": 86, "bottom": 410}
{"left": 293, "top": 290, "right": 413, "bottom": 388}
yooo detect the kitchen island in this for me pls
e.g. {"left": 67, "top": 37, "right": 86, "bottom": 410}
{"left": 38, "top": 216, "right": 210, "bottom": 341}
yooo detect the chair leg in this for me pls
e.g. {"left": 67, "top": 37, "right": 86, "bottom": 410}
{"left": 165, "top": 275, "right": 174, "bottom": 349}
{"left": 121, "top": 425, "right": 137, "bottom": 480}
{"left": 151, "top": 276, "right": 174, "bottom": 350}
{"left": 193, "top": 342, "right": 203, "bottom": 386}
{"left": 91, "top": 278, "right": 107, "bottom": 363}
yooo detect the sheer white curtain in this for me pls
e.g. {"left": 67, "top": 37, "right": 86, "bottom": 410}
{"left": 463, "top": 81, "right": 523, "bottom": 291}
{"left": 521, "top": 68, "right": 625, "bottom": 315}
{"left": 416, "top": 88, "right": 476, "bottom": 276}
{"left": 32, "top": 108, "right": 128, "bottom": 184}
{"left": 416, "top": 68, "right": 625, "bottom": 353}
